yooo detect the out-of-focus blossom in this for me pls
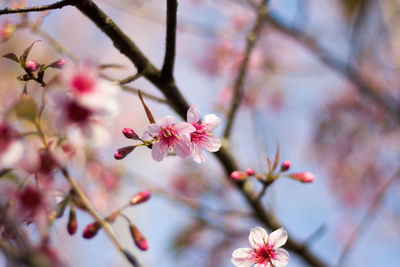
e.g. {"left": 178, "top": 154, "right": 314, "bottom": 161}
{"left": 0, "top": 21, "right": 16, "bottom": 41}
{"left": 187, "top": 104, "right": 221, "bottom": 163}
{"left": 0, "top": 121, "right": 23, "bottom": 167}
{"left": 142, "top": 116, "right": 195, "bottom": 161}
{"left": 50, "top": 62, "right": 118, "bottom": 143}
{"left": 231, "top": 226, "right": 289, "bottom": 267}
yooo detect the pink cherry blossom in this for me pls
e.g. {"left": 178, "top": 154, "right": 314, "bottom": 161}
{"left": 142, "top": 116, "right": 195, "bottom": 162}
{"left": 231, "top": 226, "right": 289, "bottom": 267}
{"left": 187, "top": 104, "right": 222, "bottom": 163}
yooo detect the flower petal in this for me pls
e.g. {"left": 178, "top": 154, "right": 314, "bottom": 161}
{"left": 174, "top": 135, "right": 191, "bottom": 158}
{"left": 142, "top": 124, "right": 160, "bottom": 139}
{"left": 191, "top": 143, "right": 206, "bottom": 163}
{"left": 203, "top": 133, "right": 222, "bottom": 152}
{"left": 157, "top": 116, "right": 174, "bottom": 127}
{"left": 151, "top": 141, "right": 169, "bottom": 161}
{"left": 268, "top": 228, "right": 288, "bottom": 249}
{"left": 202, "top": 114, "right": 220, "bottom": 130}
{"left": 231, "top": 248, "right": 254, "bottom": 267}
{"left": 249, "top": 226, "right": 268, "bottom": 249}
{"left": 187, "top": 104, "right": 200, "bottom": 124}
{"left": 255, "top": 263, "right": 270, "bottom": 267}
{"left": 271, "top": 248, "right": 289, "bottom": 267}
{"left": 174, "top": 122, "right": 195, "bottom": 135}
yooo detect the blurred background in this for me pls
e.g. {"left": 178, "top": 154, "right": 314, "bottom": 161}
{"left": 1, "top": 0, "right": 400, "bottom": 266}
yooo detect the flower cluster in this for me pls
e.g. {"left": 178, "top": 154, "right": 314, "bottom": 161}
{"left": 116, "top": 104, "right": 222, "bottom": 163}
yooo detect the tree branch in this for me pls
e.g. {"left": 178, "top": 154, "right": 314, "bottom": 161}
{"left": 0, "top": 0, "right": 71, "bottom": 15}
{"left": 161, "top": 0, "right": 178, "bottom": 80}
{"left": 69, "top": 1, "right": 328, "bottom": 266}
{"left": 223, "top": 0, "right": 267, "bottom": 139}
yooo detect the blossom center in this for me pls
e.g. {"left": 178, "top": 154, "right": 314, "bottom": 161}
{"left": 158, "top": 126, "right": 180, "bottom": 147}
{"left": 66, "top": 101, "right": 92, "bottom": 123}
{"left": 252, "top": 244, "right": 276, "bottom": 264}
{"left": 71, "top": 73, "right": 95, "bottom": 94}
{"left": 190, "top": 123, "right": 209, "bottom": 144}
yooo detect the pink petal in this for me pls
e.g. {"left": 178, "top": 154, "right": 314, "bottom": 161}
{"left": 231, "top": 248, "right": 254, "bottom": 267}
{"left": 255, "top": 263, "right": 270, "bottom": 267}
{"left": 151, "top": 141, "right": 169, "bottom": 161}
{"left": 157, "top": 116, "right": 174, "bottom": 127}
{"left": 271, "top": 248, "right": 289, "bottom": 267}
{"left": 203, "top": 133, "right": 222, "bottom": 152}
{"left": 142, "top": 124, "right": 161, "bottom": 139}
{"left": 174, "top": 135, "right": 191, "bottom": 158}
{"left": 268, "top": 228, "right": 288, "bottom": 249}
{"left": 249, "top": 226, "right": 268, "bottom": 249}
{"left": 202, "top": 114, "right": 220, "bottom": 130}
{"left": 191, "top": 143, "right": 206, "bottom": 163}
{"left": 174, "top": 122, "right": 195, "bottom": 135}
{"left": 187, "top": 104, "right": 200, "bottom": 124}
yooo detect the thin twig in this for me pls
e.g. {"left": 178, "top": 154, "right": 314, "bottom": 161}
{"left": 0, "top": 0, "right": 71, "bottom": 15}
{"left": 336, "top": 170, "right": 400, "bottom": 267}
{"left": 119, "top": 73, "right": 142, "bottom": 85}
{"left": 161, "top": 0, "right": 178, "bottom": 80}
{"left": 223, "top": 0, "right": 268, "bottom": 139}
{"left": 60, "top": 168, "right": 140, "bottom": 267}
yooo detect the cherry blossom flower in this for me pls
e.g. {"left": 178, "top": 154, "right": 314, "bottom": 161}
{"left": 187, "top": 104, "right": 222, "bottom": 163}
{"left": 231, "top": 226, "right": 289, "bottom": 267}
{"left": 142, "top": 116, "right": 195, "bottom": 161}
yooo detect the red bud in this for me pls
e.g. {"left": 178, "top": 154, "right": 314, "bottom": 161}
{"left": 49, "top": 58, "right": 66, "bottom": 69}
{"left": 246, "top": 168, "right": 255, "bottom": 176}
{"left": 122, "top": 128, "right": 139, "bottom": 140}
{"left": 230, "top": 170, "right": 246, "bottom": 181}
{"left": 290, "top": 172, "right": 315, "bottom": 183}
{"left": 114, "top": 146, "right": 135, "bottom": 160}
{"left": 129, "top": 223, "right": 148, "bottom": 251}
{"left": 130, "top": 191, "right": 151, "bottom": 205}
{"left": 25, "top": 60, "right": 39, "bottom": 72}
{"left": 82, "top": 221, "right": 101, "bottom": 239}
{"left": 280, "top": 160, "right": 291, "bottom": 172}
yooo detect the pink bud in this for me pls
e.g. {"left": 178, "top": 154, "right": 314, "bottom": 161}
{"left": 82, "top": 221, "right": 101, "bottom": 239}
{"left": 129, "top": 223, "right": 148, "bottom": 251}
{"left": 290, "top": 172, "right": 315, "bottom": 183}
{"left": 230, "top": 170, "right": 246, "bottom": 181}
{"left": 246, "top": 168, "right": 255, "bottom": 176}
{"left": 130, "top": 191, "right": 151, "bottom": 205}
{"left": 67, "top": 208, "right": 78, "bottom": 235}
{"left": 25, "top": 60, "right": 39, "bottom": 72}
{"left": 281, "top": 160, "right": 291, "bottom": 172}
{"left": 50, "top": 58, "right": 66, "bottom": 69}
{"left": 114, "top": 146, "right": 135, "bottom": 160}
{"left": 122, "top": 128, "right": 139, "bottom": 140}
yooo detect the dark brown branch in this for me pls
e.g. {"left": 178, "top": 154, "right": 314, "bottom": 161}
{"left": 70, "top": 1, "right": 328, "bottom": 266}
{"left": 161, "top": 0, "right": 178, "bottom": 80}
{"left": 223, "top": 0, "right": 267, "bottom": 139}
{"left": 336, "top": 170, "right": 400, "bottom": 267}
{"left": 0, "top": 0, "right": 71, "bottom": 15}
{"left": 265, "top": 14, "right": 400, "bottom": 123}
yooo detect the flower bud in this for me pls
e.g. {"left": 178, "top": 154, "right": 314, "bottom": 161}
{"left": 122, "top": 128, "right": 139, "bottom": 140}
{"left": 49, "top": 58, "right": 66, "bottom": 69}
{"left": 130, "top": 191, "right": 151, "bottom": 205}
{"left": 230, "top": 170, "right": 246, "bottom": 181}
{"left": 67, "top": 208, "right": 78, "bottom": 235}
{"left": 129, "top": 223, "right": 148, "bottom": 251}
{"left": 82, "top": 221, "right": 101, "bottom": 239}
{"left": 25, "top": 60, "right": 39, "bottom": 72}
{"left": 246, "top": 168, "right": 255, "bottom": 176}
{"left": 114, "top": 146, "right": 135, "bottom": 160}
{"left": 289, "top": 172, "right": 315, "bottom": 183}
{"left": 280, "top": 160, "right": 291, "bottom": 172}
